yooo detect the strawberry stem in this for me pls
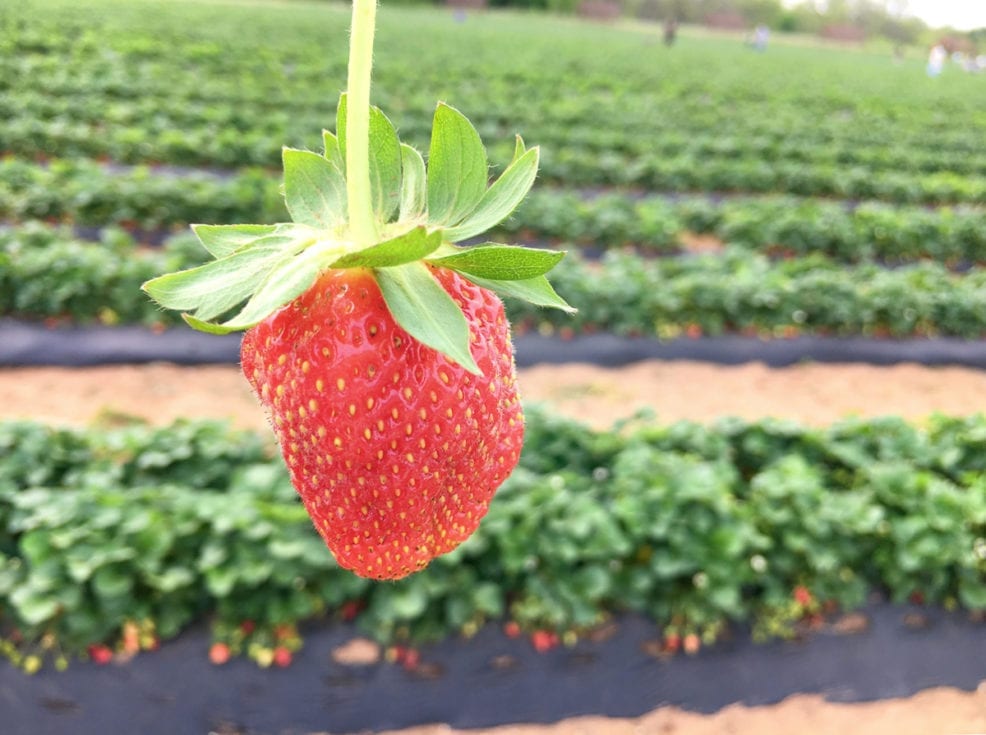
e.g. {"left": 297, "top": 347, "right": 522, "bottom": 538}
{"left": 346, "top": 0, "right": 379, "bottom": 246}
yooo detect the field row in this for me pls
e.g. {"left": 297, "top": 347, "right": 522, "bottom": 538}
{"left": 8, "top": 158, "right": 986, "bottom": 243}
{"left": 9, "top": 224, "right": 986, "bottom": 339}
{"left": 1, "top": 409, "right": 983, "bottom": 669}
{"left": 8, "top": 98, "right": 986, "bottom": 178}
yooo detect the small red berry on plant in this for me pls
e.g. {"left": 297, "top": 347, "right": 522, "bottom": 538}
{"left": 664, "top": 632, "right": 681, "bottom": 654}
{"left": 273, "top": 647, "right": 293, "bottom": 668}
{"left": 793, "top": 585, "right": 814, "bottom": 607}
{"left": 340, "top": 601, "right": 363, "bottom": 621}
{"left": 209, "top": 642, "right": 231, "bottom": 665}
{"left": 683, "top": 633, "right": 701, "bottom": 655}
{"left": 88, "top": 644, "right": 113, "bottom": 665}
{"left": 401, "top": 648, "right": 420, "bottom": 671}
{"left": 504, "top": 621, "right": 521, "bottom": 639}
{"left": 531, "top": 630, "right": 558, "bottom": 653}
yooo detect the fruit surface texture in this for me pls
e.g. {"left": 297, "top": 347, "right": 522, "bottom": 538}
{"left": 241, "top": 266, "right": 523, "bottom": 579}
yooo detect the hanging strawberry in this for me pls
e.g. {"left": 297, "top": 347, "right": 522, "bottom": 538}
{"left": 143, "top": 0, "right": 572, "bottom": 579}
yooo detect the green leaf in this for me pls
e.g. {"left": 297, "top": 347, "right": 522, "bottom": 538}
{"left": 336, "top": 95, "right": 403, "bottom": 223}
{"left": 10, "top": 588, "right": 59, "bottom": 626}
{"left": 375, "top": 262, "right": 480, "bottom": 374}
{"left": 188, "top": 239, "right": 334, "bottom": 334}
{"left": 466, "top": 273, "right": 576, "bottom": 313}
{"left": 368, "top": 107, "right": 403, "bottom": 222}
{"left": 428, "top": 244, "right": 563, "bottom": 280}
{"left": 444, "top": 147, "right": 539, "bottom": 241}
{"left": 322, "top": 130, "right": 344, "bottom": 171}
{"left": 427, "top": 103, "right": 488, "bottom": 226}
{"left": 511, "top": 135, "right": 526, "bottom": 165}
{"left": 282, "top": 147, "right": 347, "bottom": 229}
{"left": 191, "top": 224, "right": 279, "bottom": 259}
{"left": 143, "top": 234, "right": 306, "bottom": 321}
{"left": 331, "top": 227, "right": 441, "bottom": 269}
{"left": 400, "top": 143, "right": 427, "bottom": 220}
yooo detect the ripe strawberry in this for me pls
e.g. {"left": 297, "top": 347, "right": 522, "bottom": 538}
{"left": 88, "top": 644, "right": 113, "bottom": 665}
{"left": 683, "top": 633, "right": 701, "bottom": 655}
{"left": 401, "top": 648, "right": 420, "bottom": 671}
{"left": 531, "top": 630, "right": 559, "bottom": 653}
{"left": 241, "top": 267, "right": 523, "bottom": 579}
{"left": 143, "top": 24, "right": 573, "bottom": 582}
{"left": 209, "top": 642, "right": 231, "bottom": 665}
{"left": 793, "top": 585, "right": 814, "bottom": 607}
{"left": 273, "top": 647, "right": 293, "bottom": 668}
{"left": 664, "top": 632, "right": 681, "bottom": 654}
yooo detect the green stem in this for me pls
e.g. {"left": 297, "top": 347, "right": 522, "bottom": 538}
{"left": 346, "top": 0, "right": 378, "bottom": 245}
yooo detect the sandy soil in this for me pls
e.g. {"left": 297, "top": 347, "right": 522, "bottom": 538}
{"left": 6, "top": 360, "right": 986, "bottom": 734}
{"left": 4, "top": 361, "right": 986, "bottom": 430}
{"left": 362, "top": 685, "right": 986, "bottom": 735}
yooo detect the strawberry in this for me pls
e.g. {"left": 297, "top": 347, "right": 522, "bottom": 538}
{"left": 142, "top": 0, "right": 572, "bottom": 579}
{"left": 683, "top": 633, "right": 701, "bottom": 655}
{"left": 273, "top": 647, "right": 293, "bottom": 668}
{"left": 209, "top": 642, "right": 231, "bottom": 665}
{"left": 793, "top": 585, "right": 814, "bottom": 607}
{"left": 88, "top": 644, "right": 113, "bottom": 665}
{"left": 241, "top": 267, "right": 522, "bottom": 578}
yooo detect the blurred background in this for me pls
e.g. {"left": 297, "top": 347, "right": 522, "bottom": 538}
{"left": 1, "top": 0, "right": 986, "bottom": 733}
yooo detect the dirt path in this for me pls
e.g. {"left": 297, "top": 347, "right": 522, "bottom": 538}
{"left": 364, "top": 685, "right": 986, "bottom": 735}
{"left": 4, "top": 361, "right": 986, "bottom": 429}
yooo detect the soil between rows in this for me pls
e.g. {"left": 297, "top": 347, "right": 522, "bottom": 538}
{"left": 4, "top": 360, "right": 986, "bottom": 430}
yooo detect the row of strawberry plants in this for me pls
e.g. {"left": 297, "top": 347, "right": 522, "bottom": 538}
{"left": 9, "top": 103, "right": 986, "bottom": 178}
{"left": 509, "top": 191, "right": 986, "bottom": 264}
{"left": 1, "top": 410, "right": 983, "bottom": 670}
{"left": 9, "top": 224, "right": 986, "bottom": 339}
{"left": 535, "top": 249, "right": 986, "bottom": 339}
{"left": 11, "top": 154, "right": 986, "bottom": 242}
{"left": 8, "top": 154, "right": 986, "bottom": 265}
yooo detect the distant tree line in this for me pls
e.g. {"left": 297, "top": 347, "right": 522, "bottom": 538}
{"left": 346, "top": 0, "right": 984, "bottom": 47}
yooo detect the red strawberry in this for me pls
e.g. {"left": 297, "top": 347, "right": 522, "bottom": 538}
{"left": 683, "top": 633, "right": 701, "bottom": 655}
{"left": 88, "top": 644, "right": 113, "bottom": 665}
{"left": 209, "top": 642, "right": 231, "bottom": 665}
{"left": 531, "top": 630, "right": 558, "bottom": 653}
{"left": 241, "top": 267, "right": 524, "bottom": 580}
{"left": 401, "top": 648, "right": 420, "bottom": 671}
{"left": 664, "top": 632, "right": 681, "bottom": 654}
{"left": 143, "top": 70, "right": 572, "bottom": 583}
{"left": 273, "top": 647, "right": 293, "bottom": 668}
{"left": 793, "top": 585, "right": 814, "bottom": 607}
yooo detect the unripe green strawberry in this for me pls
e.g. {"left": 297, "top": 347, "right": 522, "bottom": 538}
{"left": 241, "top": 266, "right": 523, "bottom": 579}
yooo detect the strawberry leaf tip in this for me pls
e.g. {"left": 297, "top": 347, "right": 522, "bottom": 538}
{"left": 142, "top": 95, "right": 573, "bottom": 370}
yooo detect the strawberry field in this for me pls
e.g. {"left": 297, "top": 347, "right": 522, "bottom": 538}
{"left": 3, "top": 0, "right": 986, "bottom": 732}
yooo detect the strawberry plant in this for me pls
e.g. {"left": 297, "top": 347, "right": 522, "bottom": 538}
{"left": 141, "top": 0, "right": 572, "bottom": 579}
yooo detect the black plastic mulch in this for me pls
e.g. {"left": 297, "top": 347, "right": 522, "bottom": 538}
{"left": 4, "top": 320, "right": 986, "bottom": 369}
{"left": 1, "top": 604, "right": 983, "bottom": 735}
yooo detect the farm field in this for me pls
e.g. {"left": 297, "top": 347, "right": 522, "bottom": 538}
{"left": 2, "top": 0, "right": 986, "bottom": 732}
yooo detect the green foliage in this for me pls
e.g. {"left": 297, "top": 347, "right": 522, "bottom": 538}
{"left": 13, "top": 224, "right": 986, "bottom": 338}
{"left": 0, "top": 410, "right": 983, "bottom": 668}
{"left": 140, "top": 95, "right": 566, "bottom": 366}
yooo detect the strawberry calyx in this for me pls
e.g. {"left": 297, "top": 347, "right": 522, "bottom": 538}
{"left": 142, "top": 97, "right": 573, "bottom": 374}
